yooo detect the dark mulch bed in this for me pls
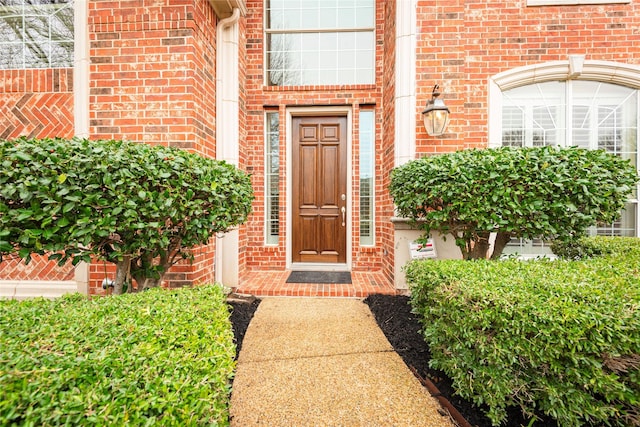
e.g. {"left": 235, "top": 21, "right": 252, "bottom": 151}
{"left": 227, "top": 295, "right": 260, "bottom": 359}
{"left": 364, "top": 294, "right": 560, "bottom": 427}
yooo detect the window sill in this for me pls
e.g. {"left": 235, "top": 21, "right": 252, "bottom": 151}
{"left": 263, "top": 84, "right": 377, "bottom": 92}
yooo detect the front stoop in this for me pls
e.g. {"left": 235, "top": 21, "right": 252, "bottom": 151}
{"left": 233, "top": 270, "right": 398, "bottom": 297}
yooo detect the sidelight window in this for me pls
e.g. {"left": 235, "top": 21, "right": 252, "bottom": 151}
{"left": 265, "top": 112, "right": 280, "bottom": 245}
{"left": 359, "top": 109, "right": 375, "bottom": 246}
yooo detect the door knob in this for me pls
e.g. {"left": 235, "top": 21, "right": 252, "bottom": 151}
{"left": 341, "top": 206, "right": 346, "bottom": 227}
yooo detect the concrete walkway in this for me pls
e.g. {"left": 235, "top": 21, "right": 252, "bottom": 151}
{"left": 229, "top": 298, "right": 454, "bottom": 427}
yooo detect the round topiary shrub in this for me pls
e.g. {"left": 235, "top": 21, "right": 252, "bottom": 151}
{"left": 0, "top": 137, "right": 254, "bottom": 292}
{"left": 390, "top": 146, "right": 638, "bottom": 259}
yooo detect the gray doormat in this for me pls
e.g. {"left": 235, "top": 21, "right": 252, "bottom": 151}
{"left": 286, "top": 271, "right": 352, "bottom": 284}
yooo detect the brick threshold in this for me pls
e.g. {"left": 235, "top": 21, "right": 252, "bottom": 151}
{"left": 234, "top": 270, "right": 399, "bottom": 297}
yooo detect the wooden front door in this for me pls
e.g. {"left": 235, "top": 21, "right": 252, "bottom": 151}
{"left": 292, "top": 116, "right": 348, "bottom": 264}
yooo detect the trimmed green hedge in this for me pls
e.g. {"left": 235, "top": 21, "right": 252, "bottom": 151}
{"left": 551, "top": 236, "right": 611, "bottom": 260}
{"left": 0, "top": 285, "right": 235, "bottom": 426}
{"left": 406, "top": 237, "right": 640, "bottom": 426}
{"left": 390, "top": 146, "right": 638, "bottom": 259}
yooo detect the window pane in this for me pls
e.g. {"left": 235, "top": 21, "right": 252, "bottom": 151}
{"left": 502, "top": 81, "right": 564, "bottom": 147}
{"left": 355, "top": 3, "right": 375, "bottom": 27}
{"left": 596, "top": 203, "right": 637, "bottom": 237}
{"left": 502, "top": 106, "right": 524, "bottom": 147}
{"left": 0, "top": 0, "right": 73, "bottom": 69}
{"left": 359, "top": 110, "right": 375, "bottom": 246}
{"left": 571, "top": 105, "right": 591, "bottom": 148}
{"left": 266, "top": 0, "right": 375, "bottom": 86}
{"left": 49, "top": 41, "right": 73, "bottom": 67}
{"left": 267, "top": 31, "right": 374, "bottom": 86}
{"left": 265, "top": 112, "right": 280, "bottom": 245}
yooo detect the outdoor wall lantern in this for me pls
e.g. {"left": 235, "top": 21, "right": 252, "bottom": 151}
{"left": 422, "top": 84, "right": 450, "bottom": 136}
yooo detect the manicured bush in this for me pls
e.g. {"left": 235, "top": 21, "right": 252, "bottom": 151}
{"left": 390, "top": 146, "right": 638, "bottom": 259}
{"left": 0, "top": 137, "right": 254, "bottom": 293}
{"left": 406, "top": 237, "right": 640, "bottom": 426}
{"left": 0, "top": 285, "right": 236, "bottom": 426}
{"left": 551, "top": 236, "right": 610, "bottom": 260}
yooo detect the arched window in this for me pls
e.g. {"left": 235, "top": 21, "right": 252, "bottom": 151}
{"left": 490, "top": 60, "right": 640, "bottom": 253}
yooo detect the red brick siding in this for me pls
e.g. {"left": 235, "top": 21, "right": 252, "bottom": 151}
{"left": 416, "top": 0, "right": 640, "bottom": 154}
{"left": 0, "top": 68, "right": 75, "bottom": 282}
{"left": 241, "top": 0, "right": 393, "bottom": 275}
{"left": 379, "top": 0, "right": 397, "bottom": 285}
{"left": 237, "top": 15, "right": 250, "bottom": 283}
{"left": 181, "top": 0, "right": 218, "bottom": 286}
{"left": 0, "top": 256, "right": 75, "bottom": 282}
{"left": 0, "top": 69, "right": 74, "bottom": 140}
{"left": 90, "top": 1, "right": 199, "bottom": 147}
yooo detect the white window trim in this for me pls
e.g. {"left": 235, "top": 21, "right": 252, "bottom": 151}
{"left": 489, "top": 59, "right": 640, "bottom": 146}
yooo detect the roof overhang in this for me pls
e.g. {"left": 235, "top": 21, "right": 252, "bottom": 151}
{"left": 209, "top": 0, "right": 247, "bottom": 19}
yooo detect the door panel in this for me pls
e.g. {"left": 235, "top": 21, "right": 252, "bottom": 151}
{"left": 321, "top": 145, "right": 339, "bottom": 205}
{"left": 292, "top": 116, "right": 347, "bottom": 264}
{"left": 300, "top": 146, "right": 318, "bottom": 206}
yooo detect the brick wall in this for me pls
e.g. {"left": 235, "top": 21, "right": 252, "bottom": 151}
{"left": 0, "top": 68, "right": 75, "bottom": 282}
{"left": 380, "top": 0, "right": 397, "bottom": 285}
{"left": 89, "top": 0, "right": 216, "bottom": 150}
{"left": 241, "top": 0, "right": 393, "bottom": 275}
{"left": 0, "top": 69, "right": 74, "bottom": 140}
{"left": 236, "top": 14, "right": 250, "bottom": 284}
{"left": 416, "top": 0, "right": 640, "bottom": 154}
{"left": 87, "top": 0, "right": 219, "bottom": 293}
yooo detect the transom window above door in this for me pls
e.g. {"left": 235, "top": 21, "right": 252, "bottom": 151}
{"left": 265, "top": 0, "right": 375, "bottom": 86}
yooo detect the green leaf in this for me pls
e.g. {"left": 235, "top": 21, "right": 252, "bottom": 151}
{"left": 0, "top": 240, "right": 13, "bottom": 252}
{"left": 14, "top": 151, "right": 32, "bottom": 161}
{"left": 15, "top": 210, "right": 33, "bottom": 221}
{"left": 63, "top": 202, "right": 75, "bottom": 213}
